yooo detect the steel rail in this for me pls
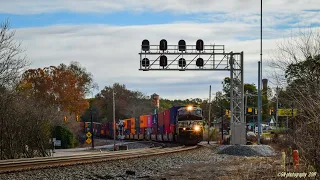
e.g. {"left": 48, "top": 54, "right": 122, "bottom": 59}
{"left": 0, "top": 145, "right": 199, "bottom": 173}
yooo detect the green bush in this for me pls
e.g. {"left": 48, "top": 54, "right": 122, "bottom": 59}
{"left": 53, "top": 126, "right": 74, "bottom": 149}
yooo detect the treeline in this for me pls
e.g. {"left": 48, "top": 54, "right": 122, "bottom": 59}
{"left": 0, "top": 20, "right": 94, "bottom": 159}
{"left": 269, "top": 30, "right": 320, "bottom": 172}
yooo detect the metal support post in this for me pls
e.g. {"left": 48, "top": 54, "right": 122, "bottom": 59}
{"left": 276, "top": 86, "right": 279, "bottom": 128}
{"left": 208, "top": 85, "right": 212, "bottom": 144}
{"left": 258, "top": 61, "right": 262, "bottom": 145}
{"left": 113, "top": 89, "right": 116, "bottom": 151}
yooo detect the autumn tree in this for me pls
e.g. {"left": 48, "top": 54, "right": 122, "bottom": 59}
{"left": 93, "top": 83, "right": 153, "bottom": 123}
{"left": 20, "top": 62, "right": 94, "bottom": 115}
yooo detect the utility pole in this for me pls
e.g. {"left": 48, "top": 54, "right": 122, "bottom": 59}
{"left": 221, "top": 96, "right": 224, "bottom": 144}
{"left": 113, "top": 88, "right": 116, "bottom": 151}
{"left": 276, "top": 86, "right": 279, "bottom": 128}
{"left": 258, "top": 61, "right": 262, "bottom": 145}
{"left": 208, "top": 85, "right": 211, "bottom": 144}
{"left": 244, "top": 90, "right": 248, "bottom": 123}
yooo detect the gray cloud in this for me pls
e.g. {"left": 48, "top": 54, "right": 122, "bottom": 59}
{"left": 1, "top": 0, "right": 319, "bottom": 14}
{"left": 13, "top": 22, "right": 320, "bottom": 100}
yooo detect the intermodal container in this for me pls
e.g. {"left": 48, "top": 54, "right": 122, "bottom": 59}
{"left": 152, "top": 114, "right": 158, "bottom": 125}
{"left": 164, "top": 124, "right": 170, "bottom": 134}
{"left": 139, "top": 115, "right": 148, "bottom": 128}
{"left": 130, "top": 118, "right": 135, "bottom": 129}
{"left": 170, "top": 124, "right": 175, "bottom": 134}
{"left": 158, "top": 111, "right": 164, "bottom": 125}
{"left": 163, "top": 109, "right": 170, "bottom": 126}
{"left": 124, "top": 119, "right": 130, "bottom": 129}
{"left": 152, "top": 125, "right": 157, "bottom": 134}
{"left": 140, "top": 128, "right": 145, "bottom": 135}
{"left": 135, "top": 126, "right": 140, "bottom": 134}
{"left": 170, "top": 106, "right": 184, "bottom": 124}
{"left": 131, "top": 128, "right": 136, "bottom": 135}
{"left": 127, "top": 119, "right": 131, "bottom": 130}
{"left": 146, "top": 128, "right": 152, "bottom": 135}
{"left": 80, "top": 122, "right": 84, "bottom": 129}
{"left": 158, "top": 125, "right": 164, "bottom": 134}
{"left": 135, "top": 117, "right": 140, "bottom": 128}
{"left": 147, "top": 115, "right": 152, "bottom": 128}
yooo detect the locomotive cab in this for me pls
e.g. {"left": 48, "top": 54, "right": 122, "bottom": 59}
{"left": 176, "top": 106, "right": 204, "bottom": 145}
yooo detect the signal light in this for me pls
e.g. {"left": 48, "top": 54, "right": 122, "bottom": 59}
{"left": 76, "top": 115, "right": 79, "bottom": 122}
{"left": 196, "top": 39, "right": 204, "bottom": 51}
{"left": 178, "top": 58, "right": 186, "bottom": 67}
{"left": 160, "top": 55, "right": 167, "bottom": 67}
{"left": 178, "top": 40, "right": 186, "bottom": 51}
{"left": 196, "top": 58, "right": 204, "bottom": 67}
{"left": 159, "top": 39, "right": 167, "bottom": 51}
{"left": 142, "top": 58, "right": 150, "bottom": 67}
{"left": 141, "top": 39, "right": 150, "bottom": 51}
{"left": 64, "top": 116, "right": 67, "bottom": 123}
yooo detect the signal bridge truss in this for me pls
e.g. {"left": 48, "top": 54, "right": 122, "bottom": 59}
{"left": 139, "top": 40, "right": 246, "bottom": 145}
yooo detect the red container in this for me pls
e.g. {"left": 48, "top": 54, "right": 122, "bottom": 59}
{"left": 140, "top": 128, "right": 145, "bottom": 135}
{"left": 164, "top": 125, "right": 170, "bottom": 134}
{"left": 80, "top": 122, "right": 84, "bottom": 128}
{"left": 147, "top": 115, "right": 152, "bottom": 128}
{"left": 163, "top": 109, "right": 170, "bottom": 126}
{"left": 127, "top": 120, "right": 131, "bottom": 130}
{"left": 152, "top": 125, "right": 157, "bottom": 134}
{"left": 158, "top": 111, "right": 164, "bottom": 125}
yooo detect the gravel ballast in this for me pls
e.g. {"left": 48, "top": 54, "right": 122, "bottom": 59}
{"left": 0, "top": 144, "right": 224, "bottom": 180}
{"left": 217, "top": 145, "right": 278, "bottom": 157}
{"left": 0, "top": 143, "right": 283, "bottom": 180}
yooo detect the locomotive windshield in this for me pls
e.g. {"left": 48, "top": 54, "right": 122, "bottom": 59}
{"left": 177, "top": 106, "right": 203, "bottom": 121}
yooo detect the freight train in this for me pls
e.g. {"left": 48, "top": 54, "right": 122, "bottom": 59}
{"left": 80, "top": 105, "right": 204, "bottom": 145}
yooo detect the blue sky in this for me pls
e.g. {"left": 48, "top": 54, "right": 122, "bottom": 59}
{"left": 1, "top": 0, "right": 319, "bottom": 99}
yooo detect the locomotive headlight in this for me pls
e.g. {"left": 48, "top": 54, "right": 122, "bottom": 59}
{"left": 187, "top": 106, "right": 193, "bottom": 111}
{"left": 183, "top": 127, "right": 186, "bottom": 131}
{"left": 194, "top": 125, "right": 200, "bottom": 132}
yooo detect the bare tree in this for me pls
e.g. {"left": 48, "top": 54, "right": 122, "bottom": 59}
{"left": 0, "top": 19, "right": 28, "bottom": 88}
{"left": 268, "top": 28, "right": 320, "bottom": 172}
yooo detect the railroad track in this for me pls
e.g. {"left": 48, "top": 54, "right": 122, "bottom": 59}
{"left": 0, "top": 145, "right": 199, "bottom": 174}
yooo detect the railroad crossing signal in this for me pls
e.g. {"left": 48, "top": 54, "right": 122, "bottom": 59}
{"left": 86, "top": 138, "right": 92, "bottom": 144}
{"left": 86, "top": 132, "right": 92, "bottom": 138}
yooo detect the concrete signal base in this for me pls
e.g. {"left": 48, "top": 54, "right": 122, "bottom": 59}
{"left": 231, "top": 123, "right": 247, "bottom": 145}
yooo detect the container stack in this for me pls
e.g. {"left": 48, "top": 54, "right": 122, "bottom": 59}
{"left": 139, "top": 115, "right": 147, "bottom": 135}
{"left": 135, "top": 117, "right": 140, "bottom": 134}
{"left": 152, "top": 114, "right": 158, "bottom": 134}
{"left": 163, "top": 109, "right": 170, "bottom": 134}
{"left": 130, "top": 117, "right": 135, "bottom": 135}
{"left": 158, "top": 111, "right": 164, "bottom": 134}
{"left": 146, "top": 115, "right": 152, "bottom": 135}
{"left": 170, "top": 106, "right": 183, "bottom": 134}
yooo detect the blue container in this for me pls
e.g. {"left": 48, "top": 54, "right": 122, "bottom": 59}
{"left": 170, "top": 106, "right": 184, "bottom": 124}
{"left": 135, "top": 127, "right": 140, "bottom": 134}
{"left": 158, "top": 125, "right": 164, "bottom": 134}
{"left": 135, "top": 117, "right": 140, "bottom": 128}
{"left": 146, "top": 127, "right": 152, "bottom": 135}
{"left": 152, "top": 114, "right": 158, "bottom": 125}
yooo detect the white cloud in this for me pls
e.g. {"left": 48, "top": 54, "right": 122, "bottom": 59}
{"left": 13, "top": 21, "right": 306, "bottom": 100}
{"left": 1, "top": 0, "right": 319, "bottom": 14}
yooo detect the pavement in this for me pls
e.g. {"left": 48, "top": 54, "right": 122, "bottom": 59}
{"left": 52, "top": 140, "right": 135, "bottom": 157}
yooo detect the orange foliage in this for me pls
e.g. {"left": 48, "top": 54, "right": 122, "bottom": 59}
{"left": 20, "top": 65, "right": 90, "bottom": 115}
